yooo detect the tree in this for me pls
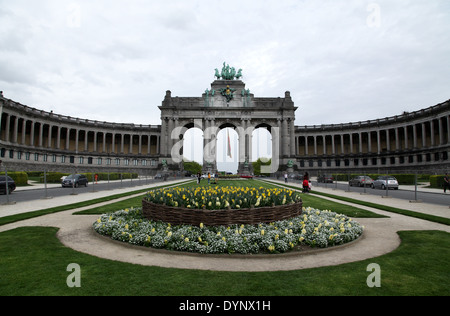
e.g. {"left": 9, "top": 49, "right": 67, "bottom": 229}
{"left": 183, "top": 161, "right": 202, "bottom": 175}
{"left": 252, "top": 158, "right": 271, "bottom": 176}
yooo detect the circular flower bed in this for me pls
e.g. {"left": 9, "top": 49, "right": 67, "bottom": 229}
{"left": 142, "top": 186, "right": 303, "bottom": 226}
{"left": 93, "top": 206, "right": 364, "bottom": 254}
{"left": 145, "top": 186, "right": 302, "bottom": 210}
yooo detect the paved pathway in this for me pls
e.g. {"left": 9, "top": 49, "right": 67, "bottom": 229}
{"left": 0, "top": 178, "right": 449, "bottom": 272}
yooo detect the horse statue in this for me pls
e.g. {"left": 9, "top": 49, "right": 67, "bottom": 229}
{"left": 236, "top": 69, "right": 243, "bottom": 79}
{"left": 214, "top": 68, "right": 221, "bottom": 80}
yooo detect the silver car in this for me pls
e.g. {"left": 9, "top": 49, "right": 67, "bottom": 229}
{"left": 371, "top": 176, "right": 399, "bottom": 190}
{"left": 349, "top": 176, "right": 373, "bottom": 187}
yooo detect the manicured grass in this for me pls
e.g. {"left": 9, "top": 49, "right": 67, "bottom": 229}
{"left": 0, "top": 227, "right": 448, "bottom": 296}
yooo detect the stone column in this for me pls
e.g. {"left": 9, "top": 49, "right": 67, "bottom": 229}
{"left": 84, "top": 130, "right": 88, "bottom": 152}
{"left": 47, "top": 124, "right": 53, "bottom": 148}
{"left": 412, "top": 124, "right": 417, "bottom": 148}
{"left": 281, "top": 118, "right": 289, "bottom": 156}
{"left": 93, "top": 131, "right": 98, "bottom": 152}
{"left": 156, "top": 135, "right": 160, "bottom": 154}
{"left": 248, "top": 120, "right": 253, "bottom": 163}
{"left": 358, "top": 132, "right": 362, "bottom": 153}
{"left": 4, "top": 113, "right": 11, "bottom": 142}
{"left": 21, "top": 119, "right": 27, "bottom": 145}
{"left": 39, "top": 123, "right": 44, "bottom": 147}
{"left": 438, "top": 117, "right": 444, "bottom": 145}
{"left": 239, "top": 118, "right": 246, "bottom": 165}
{"left": 75, "top": 129, "right": 79, "bottom": 152}
{"left": 289, "top": 119, "right": 295, "bottom": 157}
{"left": 447, "top": 115, "right": 450, "bottom": 144}
{"left": 161, "top": 118, "right": 169, "bottom": 156}
{"left": 56, "top": 126, "right": 61, "bottom": 149}
{"left": 111, "top": 133, "right": 116, "bottom": 153}
{"left": 430, "top": 120, "right": 435, "bottom": 146}
{"left": 147, "top": 135, "right": 151, "bottom": 155}
{"left": 313, "top": 135, "right": 317, "bottom": 156}
{"left": 331, "top": 134, "right": 335, "bottom": 155}
{"left": 349, "top": 133, "right": 353, "bottom": 154}
{"left": 404, "top": 126, "right": 408, "bottom": 149}
{"left": 30, "top": 121, "right": 35, "bottom": 146}
{"left": 12, "top": 116, "right": 18, "bottom": 143}
{"left": 168, "top": 118, "right": 174, "bottom": 156}
{"left": 395, "top": 128, "right": 399, "bottom": 151}
{"left": 421, "top": 123, "right": 427, "bottom": 148}
{"left": 129, "top": 134, "right": 133, "bottom": 154}
{"left": 102, "top": 132, "right": 106, "bottom": 153}
{"left": 376, "top": 130, "right": 381, "bottom": 154}
{"left": 136, "top": 134, "right": 141, "bottom": 155}
{"left": 305, "top": 136, "right": 309, "bottom": 155}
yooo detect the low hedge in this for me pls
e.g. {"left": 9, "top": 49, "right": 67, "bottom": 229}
{"left": 429, "top": 175, "right": 449, "bottom": 189}
{"left": 0, "top": 172, "right": 29, "bottom": 186}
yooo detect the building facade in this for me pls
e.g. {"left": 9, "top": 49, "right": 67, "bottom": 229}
{"left": 295, "top": 101, "right": 449, "bottom": 174}
{"left": 0, "top": 95, "right": 161, "bottom": 174}
{"left": 1, "top": 67, "right": 449, "bottom": 175}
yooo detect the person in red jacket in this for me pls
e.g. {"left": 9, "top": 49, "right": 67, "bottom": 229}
{"left": 302, "top": 172, "right": 309, "bottom": 193}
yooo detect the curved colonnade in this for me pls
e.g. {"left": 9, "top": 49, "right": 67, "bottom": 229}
{"left": 1, "top": 93, "right": 449, "bottom": 175}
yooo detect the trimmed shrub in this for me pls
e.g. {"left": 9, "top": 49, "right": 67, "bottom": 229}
{"left": 430, "top": 175, "right": 446, "bottom": 189}
{"left": 0, "top": 172, "right": 29, "bottom": 186}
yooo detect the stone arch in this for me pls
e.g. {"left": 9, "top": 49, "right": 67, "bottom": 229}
{"left": 216, "top": 122, "right": 240, "bottom": 173}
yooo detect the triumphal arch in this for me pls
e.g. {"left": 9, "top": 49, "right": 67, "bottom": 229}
{"left": 158, "top": 62, "right": 298, "bottom": 174}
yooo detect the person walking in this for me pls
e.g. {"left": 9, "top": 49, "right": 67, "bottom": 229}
{"left": 197, "top": 172, "right": 201, "bottom": 184}
{"left": 444, "top": 173, "right": 449, "bottom": 193}
{"left": 302, "top": 172, "right": 309, "bottom": 193}
{"left": 207, "top": 172, "right": 211, "bottom": 185}
{"left": 284, "top": 173, "right": 288, "bottom": 183}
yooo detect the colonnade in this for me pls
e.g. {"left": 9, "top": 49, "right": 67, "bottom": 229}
{"left": 297, "top": 117, "right": 449, "bottom": 155}
{"left": 295, "top": 102, "right": 449, "bottom": 170}
{"left": 1, "top": 113, "right": 161, "bottom": 156}
{"left": 1, "top": 94, "right": 449, "bottom": 174}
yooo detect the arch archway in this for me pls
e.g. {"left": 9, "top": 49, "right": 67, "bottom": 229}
{"left": 216, "top": 124, "right": 239, "bottom": 174}
{"left": 183, "top": 127, "right": 204, "bottom": 165}
{"left": 252, "top": 124, "right": 272, "bottom": 161}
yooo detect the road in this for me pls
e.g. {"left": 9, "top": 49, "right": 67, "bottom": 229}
{"left": 0, "top": 178, "right": 170, "bottom": 205}
{"left": 311, "top": 180, "right": 450, "bottom": 206}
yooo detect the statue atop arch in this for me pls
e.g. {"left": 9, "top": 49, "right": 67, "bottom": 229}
{"left": 215, "top": 62, "right": 242, "bottom": 80}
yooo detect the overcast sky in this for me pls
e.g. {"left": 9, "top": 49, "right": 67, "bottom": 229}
{"left": 1, "top": 0, "right": 449, "bottom": 128}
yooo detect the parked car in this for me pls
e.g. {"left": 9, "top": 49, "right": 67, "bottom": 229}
{"left": 371, "top": 176, "right": 399, "bottom": 190}
{"left": 318, "top": 174, "right": 334, "bottom": 183}
{"left": 0, "top": 176, "right": 16, "bottom": 194}
{"left": 349, "top": 176, "right": 374, "bottom": 187}
{"left": 154, "top": 174, "right": 163, "bottom": 179}
{"left": 61, "top": 174, "right": 88, "bottom": 188}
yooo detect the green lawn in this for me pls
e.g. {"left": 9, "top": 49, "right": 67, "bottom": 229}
{"left": 0, "top": 227, "right": 448, "bottom": 296}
